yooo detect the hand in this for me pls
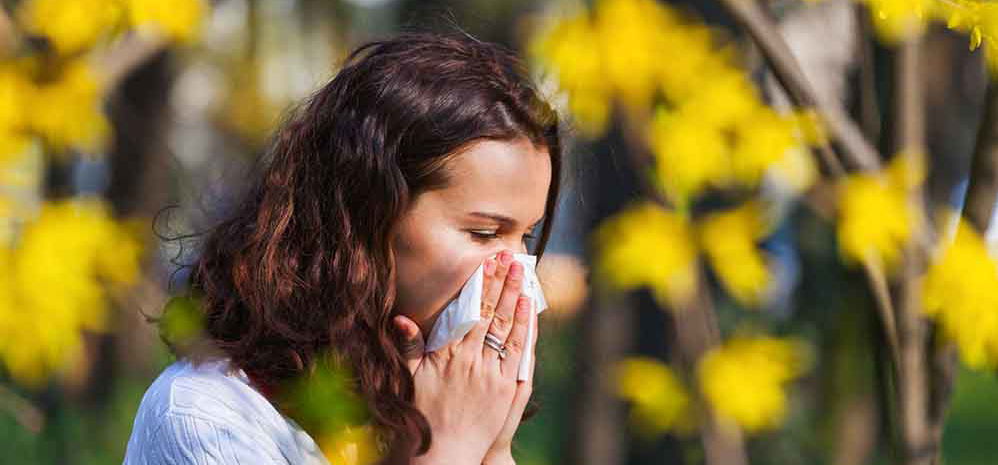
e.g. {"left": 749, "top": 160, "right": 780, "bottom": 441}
{"left": 482, "top": 263, "right": 539, "bottom": 458}
{"left": 393, "top": 250, "right": 536, "bottom": 465}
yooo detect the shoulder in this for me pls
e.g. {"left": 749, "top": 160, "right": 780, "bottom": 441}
{"left": 123, "top": 358, "right": 321, "bottom": 465}
{"left": 131, "top": 358, "right": 278, "bottom": 433}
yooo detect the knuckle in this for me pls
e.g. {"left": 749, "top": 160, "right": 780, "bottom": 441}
{"left": 506, "top": 336, "right": 525, "bottom": 353}
{"left": 480, "top": 301, "right": 495, "bottom": 318}
{"left": 453, "top": 350, "right": 474, "bottom": 370}
{"left": 491, "top": 311, "right": 512, "bottom": 332}
{"left": 444, "top": 344, "right": 461, "bottom": 362}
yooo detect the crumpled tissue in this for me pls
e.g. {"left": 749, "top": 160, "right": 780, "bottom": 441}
{"left": 424, "top": 253, "right": 547, "bottom": 381}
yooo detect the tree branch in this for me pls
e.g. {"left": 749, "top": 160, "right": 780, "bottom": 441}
{"left": 894, "top": 32, "right": 935, "bottom": 465}
{"left": 717, "top": 0, "right": 880, "bottom": 173}
{"left": 94, "top": 33, "right": 170, "bottom": 92}
{"left": 962, "top": 84, "right": 998, "bottom": 232}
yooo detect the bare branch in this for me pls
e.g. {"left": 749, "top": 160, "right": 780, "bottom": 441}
{"left": 894, "top": 32, "right": 935, "bottom": 465}
{"left": 717, "top": 0, "right": 881, "bottom": 173}
{"left": 962, "top": 84, "right": 998, "bottom": 232}
{"left": 861, "top": 258, "right": 901, "bottom": 368}
{"left": 0, "top": 384, "right": 44, "bottom": 433}
{"left": 94, "top": 33, "right": 170, "bottom": 91}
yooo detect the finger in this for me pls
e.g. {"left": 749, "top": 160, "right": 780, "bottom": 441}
{"left": 525, "top": 303, "right": 539, "bottom": 382}
{"left": 481, "top": 251, "right": 512, "bottom": 319}
{"left": 510, "top": 377, "right": 535, "bottom": 423}
{"left": 499, "top": 295, "right": 531, "bottom": 377}
{"left": 392, "top": 315, "right": 424, "bottom": 375}
{"left": 487, "top": 260, "right": 524, "bottom": 346}
{"left": 493, "top": 377, "right": 535, "bottom": 451}
{"left": 514, "top": 301, "right": 540, "bottom": 382}
{"left": 480, "top": 257, "right": 499, "bottom": 319}
{"left": 464, "top": 250, "right": 513, "bottom": 345}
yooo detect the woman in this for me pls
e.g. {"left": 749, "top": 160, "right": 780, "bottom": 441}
{"left": 123, "top": 31, "right": 563, "bottom": 465}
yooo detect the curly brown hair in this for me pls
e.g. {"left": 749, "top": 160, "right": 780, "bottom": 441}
{"left": 167, "top": 31, "right": 563, "bottom": 461}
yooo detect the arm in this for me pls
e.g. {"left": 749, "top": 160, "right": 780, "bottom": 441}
{"left": 139, "top": 412, "right": 286, "bottom": 465}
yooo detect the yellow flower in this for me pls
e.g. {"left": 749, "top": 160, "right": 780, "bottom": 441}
{"left": 837, "top": 152, "right": 922, "bottom": 268}
{"left": 923, "top": 219, "right": 998, "bottom": 369}
{"left": 698, "top": 335, "right": 808, "bottom": 433}
{"left": 616, "top": 357, "right": 694, "bottom": 437}
{"left": 18, "top": 0, "right": 124, "bottom": 54}
{"left": 27, "top": 62, "right": 110, "bottom": 154}
{"left": 790, "top": 108, "right": 829, "bottom": 147}
{"left": 699, "top": 203, "right": 771, "bottom": 307}
{"left": 0, "top": 66, "right": 30, "bottom": 132}
{"left": 676, "top": 69, "right": 760, "bottom": 130}
{"left": 125, "top": 0, "right": 206, "bottom": 43}
{"left": 648, "top": 54, "right": 813, "bottom": 203}
{"left": 730, "top": 107, "right": 801, "bottom": 187}
{"left": 0, "top": 67, "right": 34, "bottom": 163}
{"left": 939, "top": 0, "right": 998, "bottom": 75}
{"left": 318, "top": 424, "right": 380, "bottom": 465}
{"left": 648, "top": 107, "right": 730, "bottom": 204}
{"left": 768, "top": 145, "right": 819, "bottom": 195}
{"left": 528, "top": 13, "right": 612, "bottom": 137}
{"left": 0, "top": 197, "right": 144, "bottom": 387}
{"left": 595, "top": 0, "right": 674, "bottom": 112}
{"left": 657, "top": 24, "right": 720, "bottom": 100}
{"left": 593, "top": 201, "right": 697, "bottom": 309}
{"left": 0, "top": 132, "right": 30, "bottom": 164}
{"left": 863, "top": 0, "right": 932, "bottom": 43}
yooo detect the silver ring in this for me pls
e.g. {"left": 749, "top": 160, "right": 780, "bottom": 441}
{"left": 485, "top": 332, "right": 502, "bottom": 346}
{"left": 484, "top": 333, "right": 508, "bottom": 359}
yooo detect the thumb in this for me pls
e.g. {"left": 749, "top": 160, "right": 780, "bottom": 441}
{"left": 392, "top": 314, "right": 424, "bottom": 375}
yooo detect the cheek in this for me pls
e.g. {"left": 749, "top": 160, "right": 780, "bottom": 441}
{"left": 394, "top": 228, "right": 488, "bottom": 317}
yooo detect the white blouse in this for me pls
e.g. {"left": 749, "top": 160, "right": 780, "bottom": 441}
{"left": 122, "top": 357, "right": 330, "bottom": 465}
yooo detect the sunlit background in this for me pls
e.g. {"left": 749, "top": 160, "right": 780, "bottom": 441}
{"left": 2, "top": 0, "right": 998, "bottom": 464}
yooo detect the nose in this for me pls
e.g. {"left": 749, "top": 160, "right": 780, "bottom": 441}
{"left": 489, "top": 242, "right": 528, "bottom": 261}
{"left": 507, "top": 241, "right": 529, "bottom": 256}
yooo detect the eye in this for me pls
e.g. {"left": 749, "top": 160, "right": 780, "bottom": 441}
{"left": 469, "top": 230, "right": 499, "bottom": 241}
{"left": 469, "top": 230, "right": 538, "bottom": 244}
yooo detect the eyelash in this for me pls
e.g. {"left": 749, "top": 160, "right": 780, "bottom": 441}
{"left": 470, "top": 230, "right": 537, "bottom": 243}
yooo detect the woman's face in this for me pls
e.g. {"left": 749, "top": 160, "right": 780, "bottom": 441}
{"left": 392, "top": 137, "right": 552, "bottom": 338}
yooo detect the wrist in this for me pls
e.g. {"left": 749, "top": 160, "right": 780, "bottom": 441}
{"left": 412, "top": 441, "right": 488, "bottom": 465}
{"left": 482, "top": 448, "right": 515, "bottom": 465}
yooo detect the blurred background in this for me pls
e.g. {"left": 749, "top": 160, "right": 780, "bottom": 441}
{"left": 2, "top": 0, "right": 998, "bottom": 464}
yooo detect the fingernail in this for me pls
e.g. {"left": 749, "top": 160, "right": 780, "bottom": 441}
{"left": 484, "top": 258, "right": 496, "bottom": 274}
{"left": 509, "top": 262, "right": 522, "bottom": 278}
{"left": 500, "top": 251, "right": 513, "bottom": 266}
{"left": 517, "top": 296, "right": 530, "bottom": 315}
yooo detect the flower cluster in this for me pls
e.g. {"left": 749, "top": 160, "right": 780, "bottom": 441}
{"left": 0, "top": 0, "right": 206, "bottom": 158}
{"left": 594, "top": 200, "right": 774, "bottom": 310}
{"left": 531, "top": 0, "right": 820, "bottom": 206}
{"left": 698, "top": 335, "right": 809, "bottom": 433}
{"left": 836, "top": 151, "right": 924, "bottom": 269}
{"left": 806, "top": 0, "right": 998, "bottom": 74}
{"left": 0, "top": 198, "right": 143, "bottom": 386}
{"left": 923, "top": 218, "right": 998, "bottom": 369}
{"left": 616, "top": 334, "right": 808, "bottom": 435}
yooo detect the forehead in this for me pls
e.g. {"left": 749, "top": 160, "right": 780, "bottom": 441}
{"left": 437, "top": 138, "right": 552, "bottom": 220}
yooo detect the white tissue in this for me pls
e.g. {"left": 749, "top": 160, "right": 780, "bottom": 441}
{"left": 424, "top": 252, "right": 547, "bottom": 381}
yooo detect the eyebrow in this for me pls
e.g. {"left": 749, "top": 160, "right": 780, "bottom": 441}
{"left": 468, "top": 211, "right": 546, "bottom": 229}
